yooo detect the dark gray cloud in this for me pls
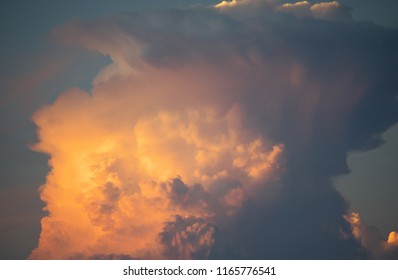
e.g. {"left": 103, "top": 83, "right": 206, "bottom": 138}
{"left": 160, "top": 215, "right": 235, "bottom": 259}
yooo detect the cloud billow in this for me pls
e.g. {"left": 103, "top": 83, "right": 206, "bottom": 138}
{"left": 29, "top": 0, "right": 398, "bottom": 259}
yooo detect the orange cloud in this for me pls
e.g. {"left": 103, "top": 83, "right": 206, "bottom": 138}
{"left": 29, "top": 56, "right": 284, "bottom": 259}
{"left": 346, "top": 212, "right": 398, "bottom": 259}
{"left": 387, "top": 232, "right": 398, "bottom": 246}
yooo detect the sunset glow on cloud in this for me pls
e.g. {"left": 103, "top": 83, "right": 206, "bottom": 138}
{"left": 27, "top": 0, "right": 398, "bottom": 259}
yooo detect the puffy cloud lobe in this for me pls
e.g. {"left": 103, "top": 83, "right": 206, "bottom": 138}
{"left": 388, "top": 232, "right": 398, "bottom": 246}
{"left": 30, "top": 0, "right": 398, "bottom": 259}
{"left": 346, "top": 213, "right": 398, "bottom": 259}
{"left": 216, "top": 0, "right": 352, "bottom": 21}
{"left": 310, "top": 1, "right": 347, "bottom": 20}
{"left": 134, "top": 106, "right": 282, "bottom": 183}
{"left": 277, "top": 1, "right": 312, "bottom": 17}
{"left": 215, "top": 0, "right": 275, "bottom": 9}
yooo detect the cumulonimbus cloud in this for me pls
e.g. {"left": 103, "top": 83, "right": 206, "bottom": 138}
{"left": 30, "top": 0, "right": 398, "bottom": 259}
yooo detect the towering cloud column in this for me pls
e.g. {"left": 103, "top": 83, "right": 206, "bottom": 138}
{"left": 30, "top": 0, "right": 398, "bottom": 259}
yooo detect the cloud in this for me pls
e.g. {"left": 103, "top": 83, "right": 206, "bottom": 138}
{"left": 29, "top": 90, "right": 283, "bottom": 259}
{"left": 277, "top": 1, "right": 311, "bottom": 17}
{"left": 29, "top": 0, "right": 398, "bottom": 259}
{"left": 215, "top": 0, "right": 275, "bottom": 9}
{"left": 346, "top": 213, "right": 398, "bottom": 259}
{"left": 160, "top": 216, "right": 217, "bottom": 259}
{"left": 215, "top": 0, "right": 351, "bottom": 21}
{"left": 310, "top": 1, "right": 352, "bottom": 21}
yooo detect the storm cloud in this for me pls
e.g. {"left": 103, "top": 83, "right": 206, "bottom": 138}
{"left": 29, "top": 0, "right": 398, "bottom": 259}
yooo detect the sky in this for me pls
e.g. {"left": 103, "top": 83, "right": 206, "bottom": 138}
{"left": 0, "top": 0, "right": 397, "bottom": 260}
